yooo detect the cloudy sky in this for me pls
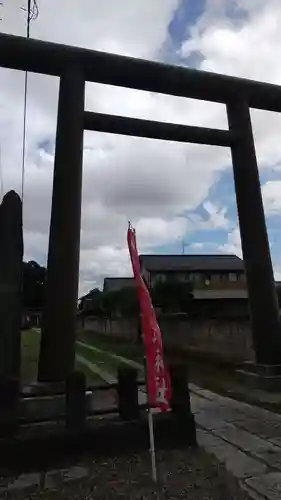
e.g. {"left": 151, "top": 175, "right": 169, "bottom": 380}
{"left": 1, "top": 0, "right": 281, "bottom": 295}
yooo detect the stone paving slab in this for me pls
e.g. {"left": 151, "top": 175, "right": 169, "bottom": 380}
{"left": 191, "top": 385, "right": 281, "bottom": 499}
{"left": 197, "top": 428, "right": 267, "bottom": 479}
{"left": 253, "top": 448, "right": 281, "bottom": 472}
{"left": 189, "top": 383, "right": 216, "bottom": 401}
{"left": 212, "top": 422, "right": 275, "bottom": 454}
{"left": 240, "top": 480, "right": 269, "bottom": 500}
{"left": 269, "top": 437, "right": 281, "bottom": 447}
{"left": 195, "top": 412, "right": 230, "bottom": 431}
{"left": 191, "top": 385, "right": 281, "bottom": 422}
{"left": 233, "top": 419, "right": 281, "bottom": 441}
{"left": 245, "top": 472, "right": 281, "bottom": 500}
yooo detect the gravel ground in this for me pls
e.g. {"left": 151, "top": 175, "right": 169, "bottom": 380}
{"left": 1, "top": 447, "right": 252, "bottom": 500}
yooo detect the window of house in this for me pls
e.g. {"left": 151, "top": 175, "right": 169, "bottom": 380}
{"left": 229, "top": 273, "right": 238, "bottom": 282}
{"left": 153, "top": 273, "right": 167, "bottom": 283}
{"left": 188, "top": 272, "right": 198, "bottom": 282}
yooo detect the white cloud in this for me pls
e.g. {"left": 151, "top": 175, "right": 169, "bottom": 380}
{"left": 202, "top": 201, "right": 229, "bottom": 229}
{"left": 218, "top": 227, "right": 242, "bottom": 258}
{"left": 219, "top": 225, "right": 281, "bottom": 281}
{"left": 262, "top": 180, "right": 281, "bottom": 215}
{"left": 189, "top": 242, "right": 203, "bottom": 250}
{"left": 275, "top": 268, "right": 281, "bottom": 281}
{"left": 0, "top": 0, "right": 231, "bottom": 295}
{"left": 1, "top": 0, "right": 281, "bottom": 295}
{"left": 1, "top": 0, "right": 179, "bottom": 58}
{"left": 178, "top": 0, "right": 281, "bottom": 279}
{"left": 180, "top": 0, "right": 281, "bottom": 169}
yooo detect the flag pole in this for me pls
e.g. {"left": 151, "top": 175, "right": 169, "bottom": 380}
{"left": 142, "top": 346, "right": 158, "bottom": 484}
{"left": 127, "top": 222, "right": 169, "bottom": 498}
{"left": 148, "top": 406, "right": 157, "bottom": 483}
{"left": 143, "top": 333, "right": 159, "bottom": 491}
{"left": 145, "top": 362, "right": 160, "bottom": 497}
{"left": 142, "top": 309, "right": 158, "bottom": 487}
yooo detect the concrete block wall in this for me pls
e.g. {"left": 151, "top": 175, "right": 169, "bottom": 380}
{"left": 83, "top": 315, "right": 254, "bottom": 363}
{"left": 158, "top": 316, "right": 254, "bottom": 362}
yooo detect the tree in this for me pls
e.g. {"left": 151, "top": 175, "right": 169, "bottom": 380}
{"left": 78, "top": 285, "right": 139, "bottom": 319}
{"left": 101, "top": 286, "right": 138, "bottom": 319}
{"left": 79, "top": 288, "right": 104, "bottom": 317}
{"left": 22, "top": 260, "right": 46, "bottom": 310}
{"left": 151, "top": 278, "right": 193, "bottom": 314}
{"left": 114, "top": 286, "right": 139, "bottom": 317}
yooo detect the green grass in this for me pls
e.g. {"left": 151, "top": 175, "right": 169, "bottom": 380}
{"left": 75, "top": 358, "right": 104, "bottom": 385}
{"left": 21, "top": 328, "right": 108, "bottom": 386}
{"left": 78, "top": 329, "right": 145, "bottom": 363}
{"left": 76, "top": 342, "right": 131, "bottom": 379}
{"left": 21, "top": 328, "right": 41, "bottom": 384}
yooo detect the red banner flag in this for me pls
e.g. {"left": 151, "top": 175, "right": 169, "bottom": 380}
{"left": 127, "top": 224, "right": 171, "bottom": 411}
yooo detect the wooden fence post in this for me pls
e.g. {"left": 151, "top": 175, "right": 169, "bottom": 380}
{"left": 66, "top": 370, "right": 86, "bottom": 430}
{"left": 118, "top": 366, "right": 139, "bottom": 420}
{"left": 169, "top": 363, "right": 197, "bottom": 445}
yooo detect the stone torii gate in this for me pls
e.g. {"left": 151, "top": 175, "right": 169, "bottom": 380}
{"left": 0, "top": 33, "right": 280, "bottom": 382}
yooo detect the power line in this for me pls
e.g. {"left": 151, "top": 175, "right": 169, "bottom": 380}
{"left": 21, "top": 0, "right": 39, "bottom": 201}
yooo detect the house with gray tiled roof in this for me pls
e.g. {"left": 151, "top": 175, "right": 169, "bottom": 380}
{"left": 139, "top": 254, "right": 247, "bottom": 301}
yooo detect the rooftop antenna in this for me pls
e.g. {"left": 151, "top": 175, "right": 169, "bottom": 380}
{"left": 179, "top": 237, "right": 188, "bottom": 255}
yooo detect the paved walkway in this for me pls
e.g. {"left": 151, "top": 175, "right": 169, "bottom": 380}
{"left": 78, "top": 343, "right": 281, "bottom": 498}
{"left": 190, "top": 383, "right": 281, "bottom": 499}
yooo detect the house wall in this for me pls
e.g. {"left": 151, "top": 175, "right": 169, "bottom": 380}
{"left": 82, "top": 315, "right": 254, "bottom": 363}
{"left": 149, "top": 270, "right": 247, "bottom": 294}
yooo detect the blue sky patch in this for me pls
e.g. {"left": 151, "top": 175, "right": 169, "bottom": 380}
{"left": 37, "top": 138, "right": 54, "bottom": 155}
{"left": 162, "top": 0, "right": 205, "bottom": 66}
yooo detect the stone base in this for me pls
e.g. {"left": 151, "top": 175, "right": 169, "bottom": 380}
{"left": 236, "top": 361, "right": 281, "bottom": 392}
{"left": 21, "top": 381, "right": 65, "bottom": 397}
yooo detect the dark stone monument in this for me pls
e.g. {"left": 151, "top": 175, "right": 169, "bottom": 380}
{"left": 0, "top": 191, "right": 23, "bottom": 379}
{"left": 0, "top": 190, "right": 23, "bottom": 434}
